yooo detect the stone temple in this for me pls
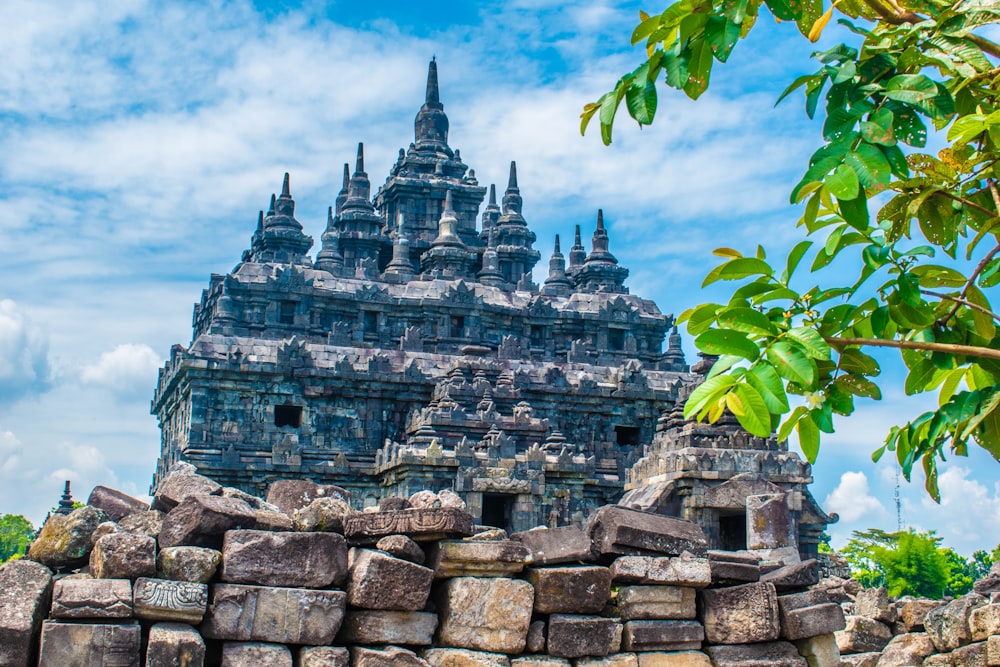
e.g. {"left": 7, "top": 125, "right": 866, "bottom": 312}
{"left": 151, "top": 59, "right": 834, "bottom": 556}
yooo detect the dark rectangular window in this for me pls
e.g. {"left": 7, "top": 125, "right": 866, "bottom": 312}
{"left": 363, "top": 311, "right": 378, "bottom": 334}
{"left": 608, "top": 328, "right": 625, "bottom": 351}
{"left": 274, "top": 405, "right": 302, "bottom": 428}
{"left": 279, "top": 301, "right": 295, "bottom": 325}
{"left": 530, "top": 325, "right": 544, "bottom": 348}
{"left": 450, "top": 315, "right": 465, "bottom": 338}
{"left": 719, "top": 512, "right": 748, "bottom": 551}
{"left": 615, "top": 426, "right": 641, "bottom": 446}
{"left": 481, "top": 493, "right": 513, "bottom": 531}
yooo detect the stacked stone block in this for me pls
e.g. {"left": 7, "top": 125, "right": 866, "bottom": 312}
{"left": 2, "top": 470, "right": 996, "bottom": 667}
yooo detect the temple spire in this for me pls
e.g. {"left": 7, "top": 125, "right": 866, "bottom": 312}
{"left": 426, "top": 57, "right": 441, "bottom": 107}
{"left": 568, "top": 224, "right": 587, "bottom": 271}
{"left": 355, "top": 142, "right": 365, "bottom": 174}
{"left": 414, "top": 58, "right": 450, "bottom": 149}
{"left": 281, "top": 172, "right": 290, "bottom": 197}
{"left": 335, "top": 163, "right": 350, "bottom": 215}
{"left": 501, "top": 161, "right": 523, "bottom": 217}
{"left": 542, "top": 233, "right": 573, "bottom": 297}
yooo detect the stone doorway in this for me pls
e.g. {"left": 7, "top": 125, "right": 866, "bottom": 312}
{"left": 481, "top": 493, "right": 514, "bottom": 531}
{"left": 718, "top": 510, "right": 747, "bottom": 551}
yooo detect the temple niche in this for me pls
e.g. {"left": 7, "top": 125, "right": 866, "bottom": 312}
{"left": 150, "top": 59, "right": 834, "bottom": 556}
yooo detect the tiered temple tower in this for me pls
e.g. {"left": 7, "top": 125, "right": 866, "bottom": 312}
{"left": 151, "top": 60, "right": 832, "bottom": 553}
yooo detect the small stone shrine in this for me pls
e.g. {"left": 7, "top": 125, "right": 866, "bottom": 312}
{"left": 151, "top": 59, "right": 834, "bottom": 555}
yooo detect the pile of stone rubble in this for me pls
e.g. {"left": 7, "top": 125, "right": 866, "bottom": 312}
{"left": 1, "top": 465, "right": 998, "bottom": 667}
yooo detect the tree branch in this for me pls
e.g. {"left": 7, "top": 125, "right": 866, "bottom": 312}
{"left": 934, "top": 190, "right": 997, "bottom": 219}
{"left": 968, "top": 34, "right": 1000, "bottom": 60}
{"left": 940, "top": 242, "right": 1000, "bottom": 325}
{"left": 828, "top": 337, "right": 1000, "bottom": 361}
{"left": 921, "top": 289, "right": 1000, "bottom": 323}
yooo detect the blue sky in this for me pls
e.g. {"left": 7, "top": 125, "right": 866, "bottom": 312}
{"left": 1, "top": 0, "right": 998, "bottom": 555}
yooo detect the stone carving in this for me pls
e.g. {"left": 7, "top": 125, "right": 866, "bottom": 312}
{"left": 201, "top": 584, "right": 346, "bottom": 645}
{"left": 50, "top": 579, "right": 133, "bottom": 620}
{"left": 471, "top": 477, "right": 532, "bottom": 494}
{"left": 133, "top": 578, "right": 208, "bottom": 623}
{"left": 344, "top": 508, "right": 475, "bottom": 543}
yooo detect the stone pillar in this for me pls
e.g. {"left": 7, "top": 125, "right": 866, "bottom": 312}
{"left": 747, "top": 493, "right": 794, "bottom": 551}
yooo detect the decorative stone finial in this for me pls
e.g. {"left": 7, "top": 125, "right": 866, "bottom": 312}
{"left": 568, "top": 224, "right": 587, "bottom": 270}
{"left": 56, "top": 480, "right": 75, "bottom": 515}
{"left": 281, "top": 172, "right": 290, "bottom": 197}
{"left": 415, "top": 58, "right": 449, "bottom": 148}
{"left": 356, "top": 143, "right": 365, "bottom": 174}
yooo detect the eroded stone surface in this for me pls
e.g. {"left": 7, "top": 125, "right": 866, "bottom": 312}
{"left": 699, "top": 582, "right": 780, "bottom": 644}
{"left": 895, "top": 598, "right": 944, "bottom": 633}
{"left": 0, "top": 559, "right": 53, "bottom": 667}
{"left": 704, "top": 641, "right": 807, "bottom": 667}
{"left": 351, "top": 646, "right": 430, "bottom": 667}
{"left": 336, "top": 610, "right": 438, "bottom": 645}
{"left": 588, "top": 506, "right": 707, "bottom": 558}
{"left": 760, "top": 560, "right": 818, "bottom": 592}
{"left": 299, "top": 646, "right": 349, "bottom": 667}
{"left": 344, "top": 507, "right": 475, "bottom": 543}
{"left": 221, "top": 642, "right": 292, "bottom": 667}
{"left": 620, "top": 619, "right": 704, "bottom": 652}
{"left": 37, "top": 620, "right": 141, "bottom": 667}
{"left": 427, "top": 539, "right": 529, "bottom": 578}
{"left": 133, "top": 577, "right": 208, "bottom": 623}
{"left": 145, "top": 622, "right": 205, "bottom": 667}
{"left": 526, "top": 566, "right": 611, "bottom": 614}
{"left": 511, "top": 526, "right": 594, "bottom": 566}
{"left": 924, "top": 594, "right": 987, "bottom": 652}
{"left": 970, "top": 603, "right": 1000, "bottom": 642}
{"left": 90, "top": 532, "right": 156, "bottom": 580}
{"left": 221, "top": 530, "right": 348, "bottom": 588}
{"left": 152, "top": 467, "right": 222, "bottom": 512}
{"left": 618, "top": 585, "right": 696, "bottom": 621}
{"left": 266, "top": 480, "right": 351, "bottom": 517}
{"left": 294, "top": 498, "right": 355, "bottom": 532}
{"left": 792, "top": 633, "right": 840, "bottom": 667}
{"left": 201, "top": 584, "right": 346, "bottom": 645}
{"left": 87, "top": 485, "right": 149, "bottom": 522}
{"left": 157, "top": 546, "right": 222, "bottom": 583}
{"left": 376, "top": 534, "right": 426, "bottom": 564}
{"left": 347, "top": 548, "right": 434, "bottom": 610}
{"left": 874, "top": 632, "right": 936, "bottom": 667}
{"left": 423, "top": 648, "right": 510, "bottom": 667}
{"left": 158, "top": 495, "right": 256, "bottom": 549}
{"left": 27, "top": 505, "right": 108, "bottom": 569}
{"left": 609, "top": 555, "right": 711, "bottom": 587}
{"left": 855, "top": 588, "right": 896, "bottom": 624}
{"left": 436, "top": 577, "right": 534, "bottom": 653}
{"left": 576, "top": 655, "right": 640, "bottom": 667}
{"left": 50, "top": 578, "right": 132, "bottom": 619}
{"left": 118, "top": 510, "right": 165, "bottom": 539}
{"left": 546, "top": 614, "right": 620, "bottom": 658}
{"left": 835, "top": 616, "right": 893, "bottom": 655}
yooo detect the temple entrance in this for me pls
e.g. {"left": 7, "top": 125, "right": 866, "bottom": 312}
{"left": 718, "top": 511, "right": 747, "bottom": 551}
{"left": 481, "top": 493, "right": 513, "bottom": 531}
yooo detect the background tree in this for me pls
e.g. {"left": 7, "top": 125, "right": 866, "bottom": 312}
{"left": 584, "top": 0, "right": 1000, "bottom": 499}
{"left": 0, "top": 514, "right": 35, "bottom": 563}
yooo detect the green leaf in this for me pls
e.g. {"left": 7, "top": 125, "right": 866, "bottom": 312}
{"left": 786, "top": 326, "right": 832, "bottom": 359}
{"left": 747, "top": 363, "right": 791, "bottom": 413}
{"left": 966, "top": 285, "right": 997, "bottom": 340}
{"left": 682, "top": 303, "right": 722, "bottom": 335}
{"left": 824, "top": 163, "right": 860, "bottom": 200}
{"left": 785, "top": 240, "right": 813, "bottom": 280}
{"left": 717, "top": 307, "right": 779, "bottom": 336}
{"left": 891, "top": 104, "right": 927, "bottom": 147}
{"left": 695, "top": 328, "right": 761, "bottom": 361}
{"left": 767, "top": 340, "right": 817, "bottom": 387}
{"left": 727, "top": 383, "right": 773, "bottom": 437}
{"left": 684, "top": 39, "right": 714, "bottom": 100}
{"left": 778, "top": 405, "right": 808, "bottom": 441}
{"left": 683, "top": 373, "right": 738, "bottom": 419}
{"left": 838, "top": 193, "right": 870, "bottom": 230}
{"left": 764, "top": 0, "right": 797, "bottom": 20}
{"left": 910, "top": 264, "right": 966, "bottom": 288}
{"left": 718, "top": 257, "right": 774, "bottom": 281}
{"left": 884, "top": 74, "right": 938, "bottom": 105}
{"left": 905, "top": 357, "right": 938, "bottom": 395}
{"left": 861, "top": 108, "right": 895, "bottom": 146}
{"left": 839, "top": 348, "right": 881, "bottom": 376}
{"left": 837, "top": 374, "right": 883, "bottom": 399}
{"left": 846, "top": 143, "right": 892, "bottom": 187}
{"left": 797, "top": 411, "right": 820, "bottom": 462}
{"left": 705, "top": 16, "right": 741, "bottom": 62}
{"left": 625, "top": 78, "right": 659, "bottom": 125}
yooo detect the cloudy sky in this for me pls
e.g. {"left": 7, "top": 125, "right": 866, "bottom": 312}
{"left": 2, "top": 0, "right": 998, "bottom": 555}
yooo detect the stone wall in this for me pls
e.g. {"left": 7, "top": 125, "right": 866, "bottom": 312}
{"left": 2, "top": 473, "right": 997, "bottom": 667}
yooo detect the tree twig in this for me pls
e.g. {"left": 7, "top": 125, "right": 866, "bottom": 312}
{"left": 940, "top": 242, "right": 1000, "bottom": 325}
{"left": 934, "top": 190, "right": 997, "bottom": 219}
{"left": 828, "top": 337, "right": 1000, "bottom": 361}
{"left": 921, "top": 290, "right": 1000, "bottom": 323}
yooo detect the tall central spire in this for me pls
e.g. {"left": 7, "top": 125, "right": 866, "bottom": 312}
{"left": 414, "top": 58, "right": 450, "bottom": 149}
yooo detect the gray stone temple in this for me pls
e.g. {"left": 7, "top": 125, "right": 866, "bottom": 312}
{"left": 151, "top": 59, "right": 834, "bottom": 556}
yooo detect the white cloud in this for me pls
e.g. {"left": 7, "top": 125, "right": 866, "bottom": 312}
{"left": 905, "top": 466, "right": 1000, "bottom": 555}
{"left": 0, "top": 429, "right": 22, "bottom": 474}
{"left": 824, "top": 470, "right": 888, "bottom": 524}
{"left": 0, "top": 299, "right": 52, "bottom": 406}
{"left": 80, "top": 343, "right": 162, "bottom": 399}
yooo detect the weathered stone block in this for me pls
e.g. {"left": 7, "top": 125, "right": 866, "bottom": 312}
{"left": 221, "top": 530, "right": 348, "bottom": 588}
{"left": 145, "top": 622, "right": 205, "bottom": 667}
{"left": 152, "top": 467, "right": 222, "bottom": 512}
{"left": 588, "top": 506, "right": 707, "bottom": 558}
{"left": 546, "top": 614, "right": 620, "bottom": 658}
{"left": 526, "top": 619, "right": 546, "bottom": 653}
{"left": 924, "top": 594, "right": 987, "bottom": 652}
{"left": 344, "top": 507, "right": 475, "bottom": 543}
{"left": 37, "top": 620, "right": 140, "bottom": 667}
{"left": 855, "top": 588, "right": 896, "bottom": 624}
{"left": 422, "top": 648, "right": 510, "bottom": 667}
{"left": 576, "top": 654, "right": 640, "bottom": 667}
{"left": 873, "top": 632, "right": 936, "bottom": 667}
{"left": 618, "top": 585, "right": 696, "bottom": 620}
{"left": 221, "top": 642, "right": 292, "bottom": 667}
{"left": 351, "top": 646, "right": 430, "bottom": 667}
{"left": 835, "top": 616, "right": 892, "bottom": 654}
{"left": 509, "top": 660, "right": 569, "bottom": 667}
{"left": 952, "top": 641, "right": 987, "bottom": 667}
{"left": 989, "top": 635, "right": 1000, "bottom": 666}
{"left": 436, "top": 577, "right": 534, "bottom": 653}
{"left": 918, "top": 655, "right": 952, "bottom": 667}
{"left": 50, "top": 578, "right": 132, "bottom": 619}
{"left": 201, "top": 583, "right": 346, "bottom": 645}
{"left": 704, "top": 641, "right": 807, "bottom": 666}
{"left": 336, "top": 610, "right": 438, "bottom": 645}
{"left": 27, "top": 505, "right": 108, "bottom": 569}
{"left": 620, "top": 619, "right": 703, "bottom": 652}
{"left": 792, "top": 633, "right": 840, "bottom": 667}
{"left": 895, "top": 598, "right": 944, "bottom": 633}
{"left": 158, "top": 495, "right": 256, "bottom": 549}
{"left": 511, "top": 526, "right": 594, "bottom": 565}
{"left": 294, "top": 498, "right": 355, "bottom": 532}
{"left": 709, "top": 559, "right": 761, "bottom": 585}
{"left": 347, "top": 548, "right": 434, "bottom": 610}
{"left": 299, "top": 646, "right": 349, "bottom": 667}
{"left": 971, "top": 604, "right": 1000, "bottom": 641}
{"left": 780, "top": 603, "right": 845, "bottom": 641}
{"left": 90, "top": 532, "right": 156, "bottom": 580}
{"left": 426, "top": 539, "right": 529, "bottom": 578}
{"left": 634, "top": 652, "right": 710, "bottom": 667}
{"left": 699, "top": 582, "right": 780, "bottom": 644}
{"left": 0, "top": 559, "right": 52, "bottom": 667}
{"left": 837, "top": 653, "right": 880, "bottom": 667}
{"left": 526, "top": 566, "right": 611, "bottom": 614}
{"left": 253, "top": 509, "right": 294, "bottom": 531}
{"left": 377, "top": 534, "right": 426, "bottom": 564}
{"left": 609, "top": 555, "right": 711, "bottom": 587}
{"left": 118, "top": 510, "right": 164, "bottom": 539}
{"left": 760, "top": 560, "right": 819, "bottom": 592}
{"left": 266, "top": 479, "right": 350, "bottom": 517}
{"left": 87, "top": 486, "right": 149, "bottom": 522}
{"left": 747, "top": 493, "right": 793, "bottom": 550}
{"left": 133, "top": 577, "right": 207, "bottom": 623}
{"left": 157, "top": 546, "right": 222, "bottom": 583}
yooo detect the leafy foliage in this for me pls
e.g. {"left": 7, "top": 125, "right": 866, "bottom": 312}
{"left": 584, "top": 0, "right": 1000, "bottom": 497}
{"left": 841, "top": 528, "right": 996, "bottom": 598}
{"left": 0, "top": 514, "right": 35, "bottom": 564}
